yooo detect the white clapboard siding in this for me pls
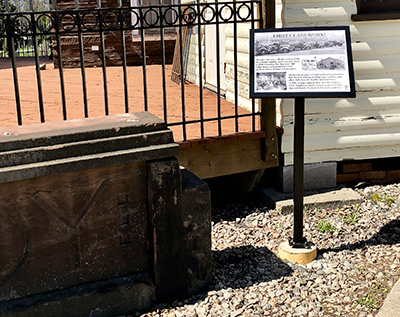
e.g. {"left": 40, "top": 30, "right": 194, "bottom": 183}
{"left": 351, "top": 21, "right": 400, "bottom": 40}
{"left": 185, "top": 26, "right": 205, "bottom": 87}
{"left": 352, "top": 38, "right": 400, "bottom": 58}
{"left": 283, "top": 2, "right": 356, "bottom": 24}
{"left": 283, "top": 113, "right": 400, "bottom": 135}
{"left": 279, "top": 0, "right": 400, "bottom": 165}
{"left": 285, "top": 145, "right": 400, "bottom": 165}
{"left": 223, "top": 0, "right": 282, "bottom": 113}
{"left": 283, "top": 92, "right": 400, "bottom": 115}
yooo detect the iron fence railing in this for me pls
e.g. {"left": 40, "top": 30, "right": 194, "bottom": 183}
{"left": 0, "top": 0, "right": 262, "bottom": 141}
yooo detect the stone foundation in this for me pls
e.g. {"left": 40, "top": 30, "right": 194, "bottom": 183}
{"left": 0, "top": 113, "right": 211, "bottom": 316}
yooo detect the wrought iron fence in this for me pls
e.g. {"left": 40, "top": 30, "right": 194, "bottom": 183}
{"left": 0, "top": 0, "right": 262, "bottom": 141}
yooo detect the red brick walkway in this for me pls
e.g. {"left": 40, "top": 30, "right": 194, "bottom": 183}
{"left": 0, "top": 58, "right": 259, "bottom": 141}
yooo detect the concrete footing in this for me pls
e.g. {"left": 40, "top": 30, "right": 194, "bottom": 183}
{"left": 278, "top": 241, "right": 317, "bottom": 265}
{"left": 262, "top": 162, "right": 337, "bottom": 193}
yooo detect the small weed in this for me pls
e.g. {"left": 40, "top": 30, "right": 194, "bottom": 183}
{"left": 371, "top": 193, "right": 382, "bottom": 204}
{"left": 358, "top": 266, "right": 364, "bottom": 272}
{"left": 383, "top": 194, "right": 395, "bottom": 207}
{"left": 343, "top": 204, "right": 360, "bottom": 225}
{"left": 370, "top": 282, "right": 388, "bottom": 295}
{"left": 357, "top": 293, "right": 377, "bottom": 310}
{"left": 357, "top": 281, "right": 388, "bottom": 310}
{"left": 317, "top": 220, "right": 337, "bottom": 233}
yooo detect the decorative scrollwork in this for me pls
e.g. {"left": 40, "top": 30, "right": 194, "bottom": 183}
{"left": 36, "top": 14, "right": 54, "bottom": 33}
{"left": 59, "top": 13, "right": 77, "bottom": 32}
{"left": 163, "top": 7, "right": 179, "bottom": 27}
{"left": 220, "top": 4, "right": 234, "bottom": 22}
{"left": 201, "top": 5, "right": 215, "bottom": 23}
{"left": 81, "top": 12, "right": 98, "bottom": 31}
{"left": 0, "top": 2, "right": 259, "bottom": 35}
{"left": 12, "top": 15, "right": 31, "bottom": 35}
{"left": 101, "top": 11, "right": 120, "bottom": 30}
{"left": 237, "top": 3, "right": 252, "bottom": 21}
{"left": 183, "top": 6, "right": 197, "bottom": 25}
{"left": 124, "top": 9, "right": 139, "bottom": 29}
{"left": 143, "top": 8, "right": 159, "bottom": 27}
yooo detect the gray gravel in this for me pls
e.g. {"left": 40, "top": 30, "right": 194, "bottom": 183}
{"left": 138, "top": 183, "right": 400, "bottom": 317}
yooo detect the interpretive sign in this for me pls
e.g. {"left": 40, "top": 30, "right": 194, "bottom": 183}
{"left": 249, "top": 26, "right": 356, "bottom": 98}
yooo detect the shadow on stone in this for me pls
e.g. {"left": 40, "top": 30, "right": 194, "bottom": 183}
{"left": 211, "top": 203, "right": 268, "bottom": 224}
{"left": 205, "top": 169, "right": 264, "bottom": 207}
{"left": 212, "top": 245, "right": 293, "bottom": 290}
{"left": 319, "top": 218, "right": 400, "bottom": 254}
{"left": 132, "top": 246, "right": 292, "bottom": 315}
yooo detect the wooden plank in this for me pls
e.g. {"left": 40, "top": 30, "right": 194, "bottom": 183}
{"left": 259, "top": 0, "right": 278, "bottom": 163}
{"left": 177, "top": 132, "right": 278, "bottom": 179}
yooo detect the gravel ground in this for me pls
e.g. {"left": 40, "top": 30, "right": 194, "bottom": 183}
{"left": 138, "top": 183, "right": 400, "bottom": 317}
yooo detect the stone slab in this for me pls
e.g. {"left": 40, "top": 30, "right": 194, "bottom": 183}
{"left": 376, "top": 277, "right": 400, "bottom": 317}
{"left": 0, "top": 112, "right": 179, "bottom": 183}
{"left": 261, "top": 187, "right": 363, "bottom": 215}
{"left": 147, "top": 158, "right": 186, "bottom": 303}
{"left": 0, "top": 274, "right": 154, "bottom": 317}
{"left": 180, "top": 168, "right": 212, "bottom": 296}
{"left": 0, "top": 162, "right": 149, "bottom": 301}
{"left": 0, "top": 112, "right": 165, "bottom": 150}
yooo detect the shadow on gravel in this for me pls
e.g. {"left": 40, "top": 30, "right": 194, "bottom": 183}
{"left": 212, "top": 245, "right": 293, "bottom": 290}
{"left": 212, "top": 203, "right": 268, "bottom": 224}
{"left": 132, "top": 246, "right": 293, "bottom": 315}
{"left": 319, "top": 218, "right": 400, "bottom": 254}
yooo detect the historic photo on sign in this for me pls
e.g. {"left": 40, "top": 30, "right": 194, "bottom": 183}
{"left": 250, "top": 26, "right": 356, "bottom": 98}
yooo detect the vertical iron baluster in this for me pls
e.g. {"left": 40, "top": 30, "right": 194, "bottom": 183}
{"left": 197, "top": 0, "right": 204, "bottom": 138}
{"left": 118, "top": 0, "right": 129, "bottom": 113}
{"left": 52, "top": 0, "right": 67, "bottom": 120}
{"left": 75, "top": 0, "right": 89, "bottom": 117}
{"left": 5, "top": 0, "right": 22, "bottom": 125}
{"left": 233, "top": 0, "right": 238, "bottom": 132}
{"left": 97, "top": 0, "right": 109, "bottom": 115}
{"left": 215, "top": 0, "right": 221, "bottom": 136}
{"left": 138, "top": 0, "right": 148, "bottom": 111}
{"left": 251, "top": 0, "right": 256, "bottom": 132}
{"left": 178, "top": 4, "right": 187, "bottom": 141}
{"left": 158, "top": 0, "right": 168, "bottom": 124}
{"left": 30, "top": 0, "right": 45, "bottom": 123}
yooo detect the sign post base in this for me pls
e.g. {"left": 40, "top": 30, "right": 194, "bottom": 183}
{"left": 278, "top": 240, "right": 317, "bottom": 265}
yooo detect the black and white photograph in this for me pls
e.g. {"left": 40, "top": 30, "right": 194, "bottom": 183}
{"left": 250, "top": 26, "right": 356, "bottom": 98}
{"left": 256, "top": 72, "right": 287, "bottom": 91}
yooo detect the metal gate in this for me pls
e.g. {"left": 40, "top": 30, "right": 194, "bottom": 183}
{"left": 0, "top": 0, "right": 278, "bottom": 178}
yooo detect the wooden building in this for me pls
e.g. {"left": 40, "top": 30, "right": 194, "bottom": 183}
{"left": 185, "top": 0, "right": 400, "bottom": 187}
{"left": 51, "top": 0, "right": 177, "bottom": 68}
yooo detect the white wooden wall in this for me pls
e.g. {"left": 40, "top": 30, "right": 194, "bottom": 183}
{"left": 224, "top": 1, "right": 283, "bottom": 112}
{"left": 281, "top": 0, "right": 400, "bottom": 165}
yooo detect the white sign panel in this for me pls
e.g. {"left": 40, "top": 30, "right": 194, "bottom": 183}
{"left": 249, "top": 26, "right": 356, "bottom": 98}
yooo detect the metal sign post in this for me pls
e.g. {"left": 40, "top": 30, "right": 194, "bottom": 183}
{"left": 292, "top": 97, "right": 305, "bottom": 248}
{"left": 249, "top": 26, "right": 356, "bottom": 263}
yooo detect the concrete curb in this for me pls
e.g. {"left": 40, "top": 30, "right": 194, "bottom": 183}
{"left": 376, "top": 277, "right": 400, "bottom": 317}
{"left": 260, "top": 187, "right": 363, "bottom": 214}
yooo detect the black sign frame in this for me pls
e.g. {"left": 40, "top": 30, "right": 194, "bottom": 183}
{"left": 249, "top": 26, "right": 356, "bottom": 98}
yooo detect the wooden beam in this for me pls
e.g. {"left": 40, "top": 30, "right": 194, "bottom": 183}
{"left": 177, "top": 132, "right": 278, "bottom": 179}
{"left": 260, "top": 0, "right": 278, "bottom": 162}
